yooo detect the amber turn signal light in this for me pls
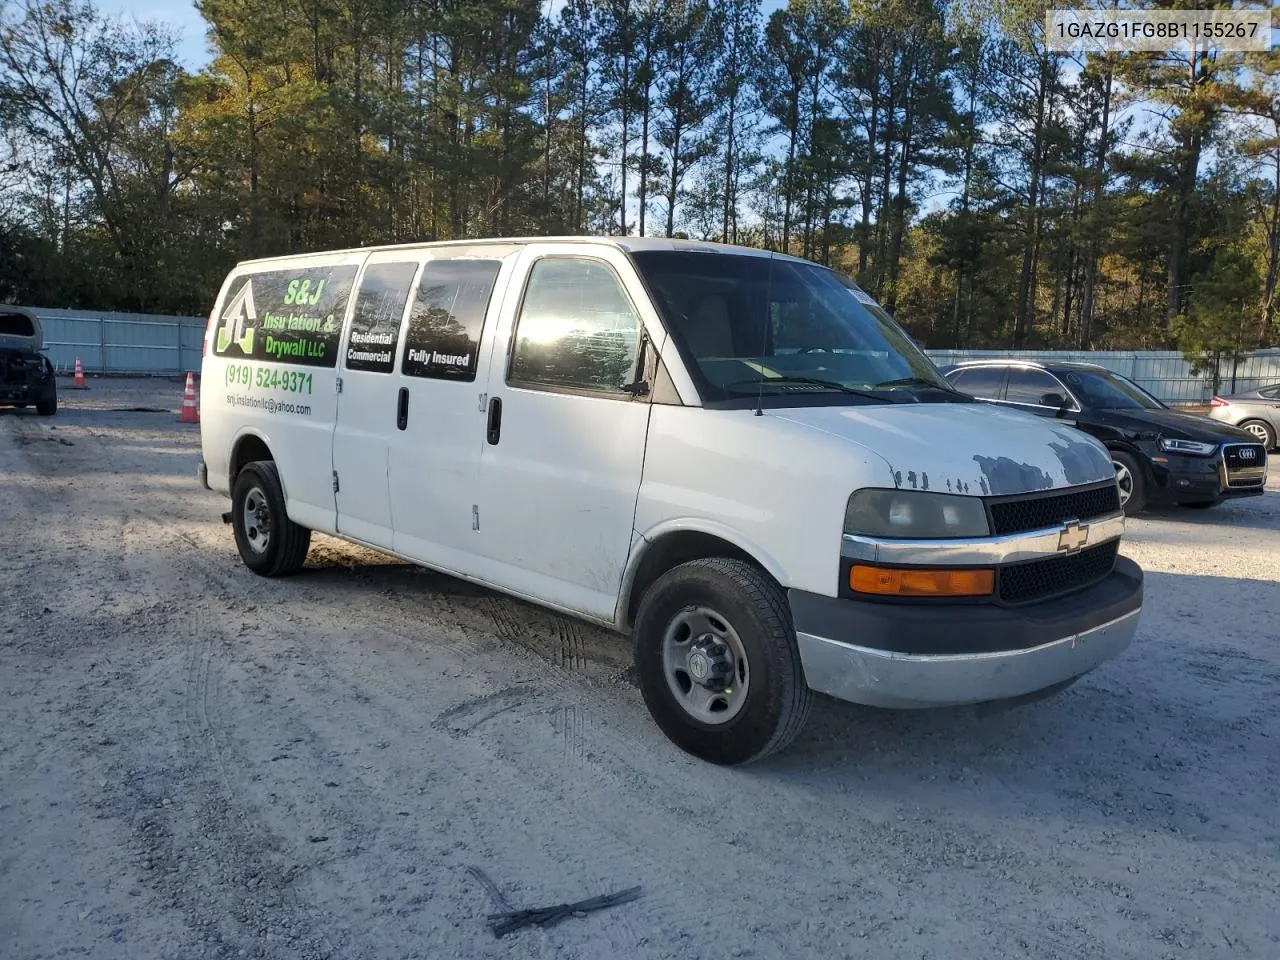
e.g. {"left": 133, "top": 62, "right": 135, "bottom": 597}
{"left": 850, "top": 565, "right": 995, "bottom": 598}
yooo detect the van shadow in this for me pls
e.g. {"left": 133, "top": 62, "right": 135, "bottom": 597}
{"left": 295, "top": 540, "right": 633, "bottom": 681}
{"left": 754, "top": 569, "right": 1280, "bottom": 844}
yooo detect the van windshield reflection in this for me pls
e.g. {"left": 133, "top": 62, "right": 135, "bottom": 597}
{"left": 629, "top": 251, "right": 962, "bottom": 406}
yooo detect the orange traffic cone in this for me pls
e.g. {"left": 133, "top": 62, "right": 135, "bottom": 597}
{"left": 178, "top": 372, "right": 199, "bottom": 424}
{"left": 72, "top": 357, "right": 88, "bottom": 389}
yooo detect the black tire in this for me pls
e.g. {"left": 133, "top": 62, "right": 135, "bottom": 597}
{"left": 1111, "top": 450, "right": 1146, "bottom": 516}
{"left": 36, "top": 393, "right": 56, "bottom": 416}
{"left": 633, "top": 558, "right": 812, "bottom": 765}
{"left": 1238, "top": 419, "right": 1276, "bottom": 451}
{"left": 231, "top": 460, "right": 311, "bottom": 576}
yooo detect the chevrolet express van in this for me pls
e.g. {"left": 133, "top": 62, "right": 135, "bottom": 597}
{"left": 198, "top": 238, "right": 1143, "bottom": 764}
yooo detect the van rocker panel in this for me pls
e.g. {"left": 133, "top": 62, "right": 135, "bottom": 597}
{"left": 789, "top": 556, "right": 1142, "bottom": 708}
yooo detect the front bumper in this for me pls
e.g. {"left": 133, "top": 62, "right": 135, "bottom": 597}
{"left": 1146, "top": 445, "right": 1267, "bottom": 503}
{"left": 790, "top": 556, "right": 1143, "bottom": 708}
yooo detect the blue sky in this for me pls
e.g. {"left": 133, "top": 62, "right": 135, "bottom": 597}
{"left": 98, "top": 0, "right": 211, "bottom": 67}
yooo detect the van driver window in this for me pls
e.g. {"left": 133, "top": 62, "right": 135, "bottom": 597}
{"left": 508, "top": 258, "right": 641, "bottom": 395}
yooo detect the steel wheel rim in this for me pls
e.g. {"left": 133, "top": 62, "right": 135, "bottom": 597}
{"left": 660, "top": 605, "right": 750, "bottom": 725}
{"left": 242, "top": 485, "right": 272, "bottom": 555}
{"left": 1113, "top": 460, "right": 1133, "bottom": 506}
{"left": 1243, "top": 422, "right": 1271, "bottom": 446}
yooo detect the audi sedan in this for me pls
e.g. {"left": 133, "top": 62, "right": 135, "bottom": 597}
{"left": 941, "top": 360, "right": 1268, "bottom": 515}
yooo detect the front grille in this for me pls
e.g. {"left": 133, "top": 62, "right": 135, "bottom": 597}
{"left": 1223, "top": 443, "right": 1267, "bottom": 488}
{"left": 998, "top": 540, "right": 1119, "bottom": 605}
{"left": 987, "top": 483, "right": 1119, "bottom": 537}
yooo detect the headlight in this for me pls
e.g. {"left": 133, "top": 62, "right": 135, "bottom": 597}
{"left": 1159, "top": 438, "right": 1217, "bottom": 456}
{"left": 844, "top": 489, "right": 989, "bottom": 539}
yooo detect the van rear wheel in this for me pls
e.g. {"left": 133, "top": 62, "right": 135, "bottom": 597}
{"left": 633, "top": 558, "right": 812, "bottom": 765}
{"left": 231, "top": 460, "right": 311, "bottom": 576}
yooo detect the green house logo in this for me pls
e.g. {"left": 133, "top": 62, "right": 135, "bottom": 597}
{"left": 216, "top": 281, "right": 257, "bottom": 355}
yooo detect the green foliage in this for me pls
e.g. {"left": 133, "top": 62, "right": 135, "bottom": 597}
{"left": 1174, "top": 247, "right": 1262, "bottom": 389}
{"left": 0, "top": 0, "right": 1275, "bottom": 360}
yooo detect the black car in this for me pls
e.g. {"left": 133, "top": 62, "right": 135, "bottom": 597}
{"left": 941, "top": 360, "right": 1268, "bottom": 514}
{"left": 0, "top": 307, "right": 57, "bottom": 416}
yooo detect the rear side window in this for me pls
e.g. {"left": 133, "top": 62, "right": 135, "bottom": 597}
{"left": 1261, "top": 386, "right": 1280, "bottom": 400}
{"left": 0, "top": 312, "right": 35, "bottom": 337}
{"left": 402, "top": 260, "right": 502, "bottom": 381}
{"left": 1005, "top": 368, "right": 1065, "bottom": 406}
{"left": 213, "top": 265, "right": 359, "bottom": 367}
{"left": 508, "top": 258, "right": 641, "bottom": 395}
{"left": 346, "top": 262, "right": 417, "bottom": 373}
{"left": 948, "top": 366, "right": 1005, "bottom": 400}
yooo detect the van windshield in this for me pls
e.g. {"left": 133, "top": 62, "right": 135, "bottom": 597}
{"left": 629, "top": 251, "right": 960, "bottom": 406}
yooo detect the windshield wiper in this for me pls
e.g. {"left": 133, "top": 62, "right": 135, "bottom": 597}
{"left": 872, "top": 376, "right": 960, "bottom": 393}
{"left": 721, "top": 376, "right": 887, "bottom": 402}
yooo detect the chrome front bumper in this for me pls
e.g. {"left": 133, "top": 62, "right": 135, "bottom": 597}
{"left": 796, "top": 608, "right": 1140, "bottom": 708}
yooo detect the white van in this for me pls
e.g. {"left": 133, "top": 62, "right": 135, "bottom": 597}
{"left": 198, "top": 238, "right": 1143, "bottom": 764}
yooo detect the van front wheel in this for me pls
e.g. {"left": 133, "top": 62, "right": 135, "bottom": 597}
{"left": 633, "top": 558, "right": 812, "bottom": 765}
{"left": 231, "top": 461, "right": 311, "bottom": 577}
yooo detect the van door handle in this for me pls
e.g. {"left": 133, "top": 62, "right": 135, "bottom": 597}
{"left": 486, "top": 396, "right": 502, "bottom": 445}
{"left": 397, "top": 387, "right": 409, "bottom": 431}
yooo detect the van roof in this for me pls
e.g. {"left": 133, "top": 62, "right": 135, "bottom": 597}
{"left": 234, "top": 236, "right": 817, "bottom": 270}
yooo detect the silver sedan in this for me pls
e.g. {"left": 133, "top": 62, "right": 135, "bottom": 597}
{"left": 1208, "top": 384, "right": 1280, "bottom": 449}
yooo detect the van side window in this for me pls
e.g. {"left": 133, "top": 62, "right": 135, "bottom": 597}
{"left": 214, "top": 266, "right": 359, "bottom": 368}
{"left": 509, "top": 258, "right": 641, "bottom": 395}
{"left": 346, "top": 262, "right": 418, "bottom": 373}
{"left": 402, "top": 260, "right": 502, "bottom": 381}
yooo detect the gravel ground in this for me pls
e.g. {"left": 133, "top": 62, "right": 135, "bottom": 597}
{"left": 2, "top": 377, "right": 1278, "bottom": 960}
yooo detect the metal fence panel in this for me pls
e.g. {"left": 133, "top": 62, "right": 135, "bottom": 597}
{"left": 20, "top": 305, "right": 206, "bottom": 375}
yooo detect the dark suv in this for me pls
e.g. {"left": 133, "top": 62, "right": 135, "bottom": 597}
{"left": 941, "top": 360, "right": 1267, "bottom": 514}
{"left": 0, "top": 307, "right": 57, "bottom": 416}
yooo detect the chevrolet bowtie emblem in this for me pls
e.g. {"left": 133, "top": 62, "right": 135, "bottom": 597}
{"left": 1057, "top": 520, "right": 1089, "bottom": 554}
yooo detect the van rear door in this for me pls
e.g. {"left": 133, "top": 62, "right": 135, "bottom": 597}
{"left": 470, "top": 244, "right": 658, "bottom": 620}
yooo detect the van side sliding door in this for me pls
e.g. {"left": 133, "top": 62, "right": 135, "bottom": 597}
{"left": 388, "top": 250, "right": 519, "bottom": 572}
{"left": 332, "top": 253, "right": 421, "bottom": 548}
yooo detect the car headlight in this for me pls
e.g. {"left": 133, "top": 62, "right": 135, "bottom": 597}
{"left": 1158, "top": 438, "right": 1217, "bottom": 456}
{"left": 844, "top": 489, "right": 990, "bottom": 539}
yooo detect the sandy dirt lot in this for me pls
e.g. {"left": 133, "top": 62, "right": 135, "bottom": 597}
{"left": 2, "top": 378, "right": 1278, "bottom": 960}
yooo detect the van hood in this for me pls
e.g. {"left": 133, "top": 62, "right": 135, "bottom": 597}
{"left": 772, "top": 403, "right": 1115, "bottom": 496}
